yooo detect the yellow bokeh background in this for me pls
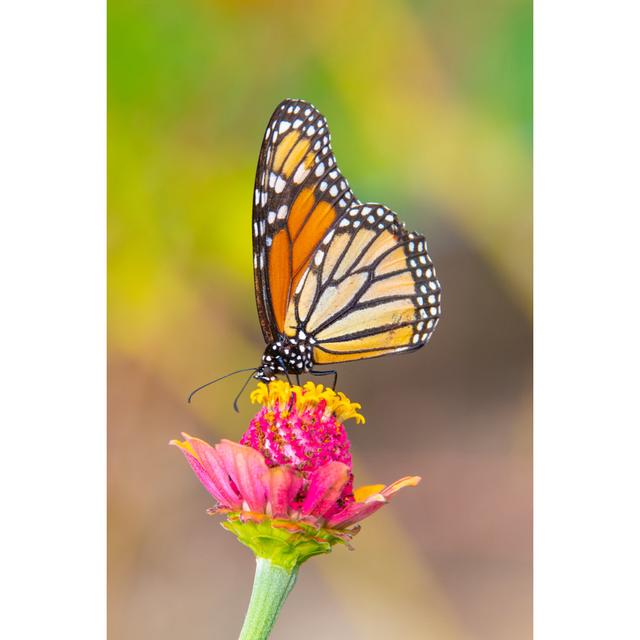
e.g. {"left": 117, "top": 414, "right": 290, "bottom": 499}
{"left": 108, "top": 1, "right": 531, "bottom": 638}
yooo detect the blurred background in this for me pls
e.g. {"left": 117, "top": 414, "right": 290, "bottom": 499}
{"left": 108, "top": 0, "right": 531, "bottom": 638}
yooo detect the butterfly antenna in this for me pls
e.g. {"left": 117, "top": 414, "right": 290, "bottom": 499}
{"left": 187, "top": 368, "right": 257, "bottom": 404}
{"left": 233, "top": 369, "right": 258, "bottom": 413}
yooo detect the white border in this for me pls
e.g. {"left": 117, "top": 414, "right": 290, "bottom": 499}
{"left": 535, "top": 1, "right": 640, "bottom": 637}
{"left": 0, "top": 1, "right": 106, "bottom": 638}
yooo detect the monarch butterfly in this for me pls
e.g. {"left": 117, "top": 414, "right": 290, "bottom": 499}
{"left": 251, "top": 99, "right": 441, "bottom": 386}
{"left": 188, "top": 98, "right": 442, "bottom": 405}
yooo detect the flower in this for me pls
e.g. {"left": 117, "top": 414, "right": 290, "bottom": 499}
{"left": 171, "top": 381, "right": 420, "bottom": 571}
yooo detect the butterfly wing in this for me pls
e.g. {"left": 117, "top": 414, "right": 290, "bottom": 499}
{"left": 252, "top": 98, "right": 358, "bottom": 344}
{"left": 286, "top": 203, "right": 442, "bottom": 364}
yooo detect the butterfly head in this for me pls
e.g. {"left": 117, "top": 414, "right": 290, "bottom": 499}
{"left": 253, "top": 363, "right": 277, "bottom": 383}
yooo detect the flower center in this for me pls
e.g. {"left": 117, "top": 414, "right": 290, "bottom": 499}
{"left": 241, "top": 398, "right": 351, "bottom": 471}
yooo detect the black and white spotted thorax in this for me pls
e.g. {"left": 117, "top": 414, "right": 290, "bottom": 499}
{"left": 254, "top": 331, "right": 315, "bottom": 382}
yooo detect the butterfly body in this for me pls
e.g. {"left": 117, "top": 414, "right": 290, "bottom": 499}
{"left": 256, "top": 334, "right": 315, "bottom": 382}
{"left": 251, "top": 99, "right": 442, "bottom": 385}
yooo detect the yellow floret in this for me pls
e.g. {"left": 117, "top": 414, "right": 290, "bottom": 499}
{"left": 250, "top": 381, "right": 365, "bottom": 424}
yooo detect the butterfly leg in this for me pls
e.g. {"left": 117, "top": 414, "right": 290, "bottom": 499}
{"left": 310, "top": 369, "right": 338, "bottom": 390}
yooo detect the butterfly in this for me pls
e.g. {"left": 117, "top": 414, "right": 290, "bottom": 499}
{"left": 251, "top": 98, "right": 442, "bottom": 387}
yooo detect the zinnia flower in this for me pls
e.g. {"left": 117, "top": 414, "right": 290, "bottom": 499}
{"left": 172, "top": 381, "right": 421, "bottom": 639}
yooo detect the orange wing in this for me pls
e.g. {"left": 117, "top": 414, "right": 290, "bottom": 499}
{"left": 287, "top": 204, "right": 442, "bottom": 364}
{"left": 252, "top": 99, "right": 358, "bottom": 343}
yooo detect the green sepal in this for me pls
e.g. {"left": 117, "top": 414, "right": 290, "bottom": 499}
{"left": 221, "top": 515, "right": 351, "bottom": 572}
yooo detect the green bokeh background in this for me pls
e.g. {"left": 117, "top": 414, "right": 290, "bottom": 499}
{"left": 108, "top": 1, "right": 532, "bottom": 638}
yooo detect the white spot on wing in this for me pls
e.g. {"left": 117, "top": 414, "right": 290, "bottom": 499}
{"left": 293, "top": 164, "right": 310, "bottom": 184}
{"left": 295, "top": 270, "right": 309, "bottom": 294}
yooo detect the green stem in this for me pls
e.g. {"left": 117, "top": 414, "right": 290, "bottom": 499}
{"left": 238, "top": 557, "right": 299, "bottom": 640}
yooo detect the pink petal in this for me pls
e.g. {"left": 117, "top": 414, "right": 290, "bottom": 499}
{"left": 381, "top": 475, "right": 421, "bottom": 497}
{"left": 215, "top": 440, "right": 269, "bottom": 512}
{"left": 325, "top": 501, "right": 384, "bottom": 529}
{"left": 300, "top": 461, "right": 350, "bottom": 519}
{"left": 187, "top": 436, "right": 242, "bottom": 508}
{"left": 170, "top": 436, "right": 237, "bottom": 506}
{"left": 264, "top": 466, "right": 303, "bottom": 518}
{"left": 327, "top": 475, "right": 421, "bottom": 529}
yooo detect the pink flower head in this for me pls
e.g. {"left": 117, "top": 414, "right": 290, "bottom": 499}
{"left": 172, "top": 382, "right": 421, "bottom": 565}
{"left": 240, "top": 381, "right": 361, "bottom": 516}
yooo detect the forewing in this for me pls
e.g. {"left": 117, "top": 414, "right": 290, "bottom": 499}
{"left": 287, "top": 204, "right": 442, "bottom": 364}
{"left": 252, "top": 98, "right": 358, "bottom": 343}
